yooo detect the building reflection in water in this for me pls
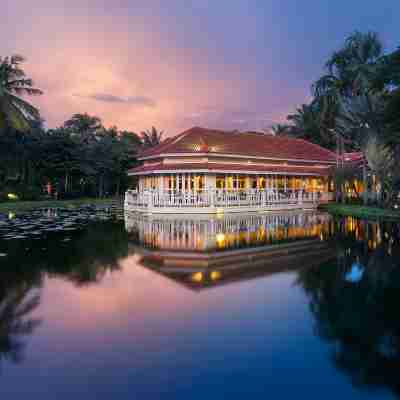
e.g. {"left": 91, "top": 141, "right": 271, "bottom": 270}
{"left": 125, "top": 211, "right": 337, "bottom": 290}
{"left": 126, "top": 211, "right": 400, "bottom": 395}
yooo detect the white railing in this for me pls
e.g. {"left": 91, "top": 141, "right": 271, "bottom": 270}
{"left": 125, "top": 189, "right": 325, "bottom": 213}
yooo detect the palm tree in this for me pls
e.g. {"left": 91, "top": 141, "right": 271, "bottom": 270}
{"left": 286, "top": 104, "right": 336, "bottom": 149}
{"left": 140, "top": 126, "right": 163, "bottom": 148}
{"left": 63, "top": 113, "right": 103, "bottom": 143}
{"left": 270, "top": 124, "right": 290, "bottom": 136}
{"left": 312, "top": 32, "right": 384, "bottom": 132}
{"left": 0, "top": 284, "right": 41, "bottom": 366}
{"left": 364, "top": 135, "right": 397, "bottom": 207}
{"left": 0, "top": 55, "right": 42, "bottom": 132}
{"left": 311, "top": 32, "right": 385, "bottom": 204}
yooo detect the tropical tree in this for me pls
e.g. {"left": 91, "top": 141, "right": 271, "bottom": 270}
{"left": 286, "top": 104, "right": 336, "bottom": 149}
{"left": 0, "top": 285, "right": 41, "bottom": 366}
{"left": 310, "top": 31, "right": 385, "bottom": 158}
{"left": 0, "top": 55, "right": 42, "bottom": 132}
{"left": 140, "top": 126, "right": 163, "bottom": 148}
{"left": 312, "top": 31, "right": 384, "bottom": 124}
{"left": 364, "top": 135, "right": 397, "bottom": 206}
{"left": 270, "top": 124, "right": 290, "bottom": 136}
{"left": 63, "top": 113, "right": 102, "bottom": 143}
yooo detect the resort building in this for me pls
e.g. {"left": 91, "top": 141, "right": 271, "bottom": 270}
{"left": 125, "top": 127, "right": 336, "bottom": 214}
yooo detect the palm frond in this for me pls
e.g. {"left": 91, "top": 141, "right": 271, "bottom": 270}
{"left": 9, "top": 94, "right": 40, "bottom": 120}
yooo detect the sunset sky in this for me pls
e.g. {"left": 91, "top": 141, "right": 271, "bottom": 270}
{"left": 3, "top": 0, "right": 400, "bottom": 135}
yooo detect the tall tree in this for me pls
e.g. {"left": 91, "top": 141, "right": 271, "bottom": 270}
{"left": 140, "top": 127, "right": 163, "bottom": 148}
{"left": 63, "top": 113, "right": 102, "bottom": 143}
{"left": 0, "top": 55, "right": 42, "bottom": 132}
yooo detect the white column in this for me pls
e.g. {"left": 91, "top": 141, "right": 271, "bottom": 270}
{"left": 206, "top": 174, "right": 216, "bottom": 190}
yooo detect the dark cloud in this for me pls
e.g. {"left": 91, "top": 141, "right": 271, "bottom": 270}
{"left": 74, "top": 93, "right": 156, "bottom": 107}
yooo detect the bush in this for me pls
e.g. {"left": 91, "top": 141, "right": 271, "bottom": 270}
{"left": 0, "top": 183, "right": 43, "bottom": 202}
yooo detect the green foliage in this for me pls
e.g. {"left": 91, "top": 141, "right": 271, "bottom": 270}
{"left": 286, "top": 103, "right": 337, "bottom": 149}
{"left": 0, "top": 55, "right": 42, "bottom": 132}
{"left": 319, "top": 204, "right": 400, "bottom": 220}
{"left": 0, "top": 54, "right": 169, "bottom": 200}
{"left": 140, "top": 126, "right": 163, "bottom": 148}
{"left": 281, "top": 32, "right": 400, "bottom": 208}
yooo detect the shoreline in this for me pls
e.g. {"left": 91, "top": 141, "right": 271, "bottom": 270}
{"left": 0, "top": 198, "right": 118, "bottom": 214}
{"left": 319, "top": 203, "right": 400, "bottom": 220}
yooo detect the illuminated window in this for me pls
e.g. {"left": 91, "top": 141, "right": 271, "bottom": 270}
{"left": 227, "top": 176, "right": 234, "bottom": 190}
{"left": 238, "top": 175, "right": 246, "bottom": 190}
{"left": 216, "top": 175, "right": 225, "bottom": 189}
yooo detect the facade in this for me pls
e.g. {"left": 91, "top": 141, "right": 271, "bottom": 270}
{"left": 125, "top": 127, "right": 336, "bottom": 214}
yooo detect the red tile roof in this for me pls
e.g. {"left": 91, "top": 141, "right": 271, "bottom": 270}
{"left": 343, "top": 152, "right": 365, "bottom": 167}
{"left": 128, "top": 162, "right": 332, "bottom": 176}
{"left": 139, "top": 127, "right": 336, "bottom": 163}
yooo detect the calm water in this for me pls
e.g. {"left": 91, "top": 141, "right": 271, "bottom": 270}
{"left": 0, "top": 207, "right": 400, "bottom": 399}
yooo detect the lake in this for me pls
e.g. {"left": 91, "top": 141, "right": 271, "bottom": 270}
{"left": 0, "top": 206, "right": 400, "bottom": 399}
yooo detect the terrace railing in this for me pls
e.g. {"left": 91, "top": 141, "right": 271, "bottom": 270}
{"left": 125, "top": 189, "right": 327, "bottom": 213}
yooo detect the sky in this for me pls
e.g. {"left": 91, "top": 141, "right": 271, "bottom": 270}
{"left": 3, "top": 0, "right": 400, "bottom": 136}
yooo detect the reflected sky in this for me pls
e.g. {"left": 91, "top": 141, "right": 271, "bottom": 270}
{"left": 0, "top": 210, "right": 399, "bottom": 399}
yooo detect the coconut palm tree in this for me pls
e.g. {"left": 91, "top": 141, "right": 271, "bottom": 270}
{"left": 364, "top": 135, "right": 397, "bottom": 207}
{"left": 286, "top": 104, "right": 336, "bottom": 149}
{"left": 270, "top": 124, "right": 290, "bottom": 136}
{"left": 0, "top": 55, "right": 42, "bottom": 132}
{"left": 312, "top": 32, "right": 384, "bottom": 129}
{"left": 140, "top": 126, "right": 163, "bottom": 148}
{"left": 0, "top": 284, "right": 40, "bottom": 366}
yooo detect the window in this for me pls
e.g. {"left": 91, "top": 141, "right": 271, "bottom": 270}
{"left": 216, "top": 175, "right": 225, "bottom": 189}
{"left": 238, "top": 175, "right": 246, "bottom": 190}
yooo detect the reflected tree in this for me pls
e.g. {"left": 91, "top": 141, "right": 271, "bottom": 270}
{"left": 298, "top": 219, "right": 400, "bottom": 395}
{"left": 0, "top": 284, "right": 40, "bottom": 368}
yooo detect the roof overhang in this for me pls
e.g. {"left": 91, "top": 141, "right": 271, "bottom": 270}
{"left": 128, "top": 162, "right": 332, "bottom": 177}
{"left": 138, "top": 152, "right": 336, "bottom": 165}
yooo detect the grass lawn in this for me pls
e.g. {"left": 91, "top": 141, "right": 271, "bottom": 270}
{"left": 319, "top": 203, "right": 400, "bottom": 220}
{"left": 0, "top": 197, "right": 117, "bottom": 214}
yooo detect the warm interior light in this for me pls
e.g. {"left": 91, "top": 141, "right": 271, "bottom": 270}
{"left": 216, "top": 233, "right": 226, "bottom": 246}
{"left": 210, "top": 271, "right": 221, "bottom": 281}
{"left": 191, "top": 272, "right": 203, "bottom": 282}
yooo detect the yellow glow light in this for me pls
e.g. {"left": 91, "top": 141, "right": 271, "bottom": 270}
{"left": 7, "top": 193, "right": 18, "bottom": 200}
{"left": 210, "top": 271, "right": 221, "bottom": 281}
{"left": 216, "top": 233, "right": 226, "bottom": 247}
{"left": 191, "top": 272, "right": 203, "bottom": 283}
{"left": 8, "top": 212, "right": 15, "bottom": 220}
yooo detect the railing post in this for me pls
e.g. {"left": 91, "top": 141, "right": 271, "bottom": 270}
{"left": 148, "top": 190, "right": 153, "bottom": 211}
{"left": 210, "top": 189, "right": 215, "bottom": 209}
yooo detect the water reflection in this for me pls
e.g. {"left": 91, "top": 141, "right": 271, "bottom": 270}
{"left": 0, "top": 215, "right": 129, "bottom": 370}
{"left": 298, "top": 217, "right": 400, "bottom": 395}
{"left": 125, "top": 211, "right": 334, "bottom": 252}
{"left": 125, "top": 211, "right": 335, "bottom": 290}
{"left": 127, "top": 212, "right": 400, "bottom": 397}
{"left": 0, "top": 284, "right": 40, "bottom": 368}
{"left": 1, "top": 208, "right": 400, "bottom": 398}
